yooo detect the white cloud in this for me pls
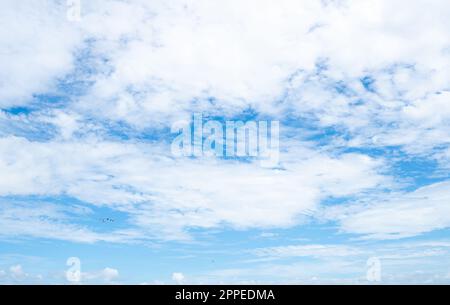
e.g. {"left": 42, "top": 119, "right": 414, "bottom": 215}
{"left": 0, "top": 136, "right": 388, "bottom": 241}
{"left": 82, "top": 267, "right": 120, "bottom": 283}
{"left": 259, "top": 232, "right": 278, "bottom": 238}
{"left": 100, "top": 267, "right": 119, "bottom": 282}
{"left": 0, "top": 1, "right": 82, "bottom": 107}
{"left": 326, "top": 181, "right": 450, "bottom": 239}
{"left": 192, "top": 240, "right": 450, "bottom": 284}
{"left": 253, "top": 244, "right": 363, "bottom": 259}
{"left": 67, "top": 0, "right": 450, "bottom": 131}
{"left": 9, "top": 264, "right": 26, "bottom": 280}
{"left": 2, "top": 0, "right": 450, "bottom": 138}
{"left": 2, "top": 0, "right": 449, "bottom": 145}
{"left": 172, "top": 272, "right": 185, "bottom": 284}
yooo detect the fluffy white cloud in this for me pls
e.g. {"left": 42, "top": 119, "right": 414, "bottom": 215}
{"left": 0, "top": 136, "right": 387, "bottom": 241}
{"left": 0, "top": 264, "right": 46, "bottom": 284}
{"left": 172, "top": 272, "right": 185, "bottom": 284}
{"left": 81, "top": 267, "right": 120, "bottom": 283}
{"left": 2, "top": 0, "right": 449, "bottom": 145}
{"left": 3, "top": 0, "right": 450, "bottom": 131}
{"left": 0, "top": 1, "right": 82, "bottom": 107}
{"left": 68, "top": 0, "right": 450, "bottom": 130}
{"left": 9, "top": 265, "right": 26, "bottom": 280}
{"left": 325, "top": 181, "right": 450, "bottom": 239}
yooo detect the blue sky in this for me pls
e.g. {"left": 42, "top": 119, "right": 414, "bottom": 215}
{"left": 1, "top": 0, "right": 450, "bottom": 284}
